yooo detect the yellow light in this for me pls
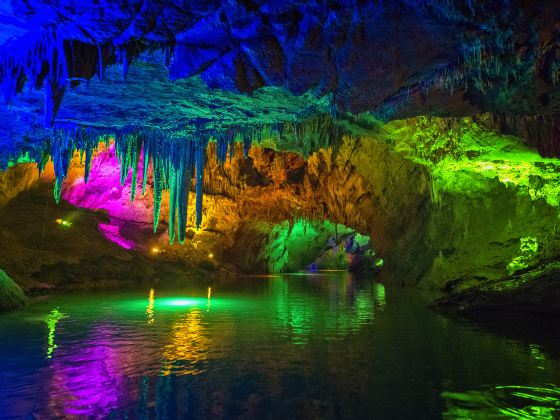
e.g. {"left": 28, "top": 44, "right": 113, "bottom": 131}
{"left": 208, "top": 253, "right": 213, "bottom": 258}
{"left": 55, "top": 218, "right": 72, "bottom": 227}
{"left": 146, "top": 288, "right": 155, "bottom": 324}
{"left": 161, "top": 309, "right": 208, "bottom": 376}
{"left": 151, "top": 247, "right": 160, "bottom": 254}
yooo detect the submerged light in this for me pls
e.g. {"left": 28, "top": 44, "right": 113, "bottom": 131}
{"left": 161, "top": 298, "right": 198, "bottom": 307}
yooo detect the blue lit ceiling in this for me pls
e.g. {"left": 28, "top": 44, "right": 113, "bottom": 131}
{"left": 0, "top": 0, "right": 559, "bottom": 156}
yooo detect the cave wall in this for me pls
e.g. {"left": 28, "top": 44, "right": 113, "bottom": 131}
{"left": 0, "top": 133, "right": 432, "bottom": 282}
{"left": 420, "top": 177, "right": 560, "bottom": 291}
{"left": 301, "top": 135, "right": 433, "bottom": 283}
{"left": 385, "top": 116, "right": 560, "bottom": 290}
{"left": 2, "top": 118, "right": 560, "bottom": 292}
{"left": 0, "top": 163, "right": 41, "bottom": 207}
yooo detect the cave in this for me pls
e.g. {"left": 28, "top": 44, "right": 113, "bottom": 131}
{"left": 1, "top": 1, "right": 560, "bottom": 418}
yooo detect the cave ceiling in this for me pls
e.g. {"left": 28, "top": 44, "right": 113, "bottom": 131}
{"left": 0, "top": 0, "right": 559, "bottom": 160}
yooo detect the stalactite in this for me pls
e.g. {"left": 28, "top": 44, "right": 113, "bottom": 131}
{"left": 96, "top": 44, "right": 104, "bottom": 81}
{"left": 243, "top": 131, "right": 252, "bottom": 158}
{"left": 168, "top": 164, "right": 177, "bottom": 243}
{"left": 152, "top": 152, "right": 164, "bottom": 234}
{"left": 130, "top": 138, "right": 142, "bottom": 202}
{"left": 195, "top": 137, "right": 208, "bottom": 230}
{"left": 50, "top": 130, "right": 74, "bottom": 203}
{"left": 0, "top": 118, "right": 340, "bottom": 243}
{"left": 84, "top": 141, "right": 94, "bottom": 183}
{"left": 177, "top": 167, "right": 192, "bottom": 244}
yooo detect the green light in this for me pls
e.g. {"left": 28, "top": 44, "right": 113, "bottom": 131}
{"left": 269, "top": 274, "right": 379, "bottom": 344}
{"left": 160, "top": 298, "right": 200, "bottom": 307}
{"left": 443, "top": 385, "right": 560, "bottom": 419}
{"left": 385, "top": 116, "right": 560, "bottom": 207}
{"left": 44, "top": 308, "right": 64, "bottom": 359}
{"left": 263, "top": 219, "right": 366, "bottom": 272}
{"left": 374, "top": 283, "right": 386, "bottom": 309}
{"left": 529, "top": 344, "right": 547, "bottom": 370}
{"left": 507, "top": 237, "right": 539, "bottom": 275}
{"left": 6, "top": 152, "right": 32, "bottom": 167}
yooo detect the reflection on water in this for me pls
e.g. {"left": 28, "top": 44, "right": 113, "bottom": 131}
{"left": 44, "top": 308, "right": 64, "bottom": 359}
{"left": 47, "top": 325, "right": 132, "bottom": 417}
{"left": 270, "top": 274, "right": 386, "bottom": 345}
{"left": 1, "top": 272, "right": 560, "bottom": 419}
{"left": 146, "top": 288, "right": 155, "bottom": 324}
{"left": 530, "top": 344, "right": 547, "bottom": 370}
{"left": 162, "top": 309, "right": 209, "bottom": 376}
{"left": 443, "top": 385, "right": 560, "bottom": 419}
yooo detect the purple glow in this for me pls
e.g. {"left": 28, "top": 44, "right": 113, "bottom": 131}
{"left": 47, "top": 326, "right": 129, "bottom": 417}
{"left": 62, "top": 144, "right": 158, "bottom": 224}
{"left": 61, "top": 143, "right": 171, "bottom": 249}
{"left": 98, "top": 223, "right": 135, "bottom": 250}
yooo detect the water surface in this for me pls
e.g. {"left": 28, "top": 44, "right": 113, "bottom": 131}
{"left": 1, "top": 272, "right": 560, "bottom": 419}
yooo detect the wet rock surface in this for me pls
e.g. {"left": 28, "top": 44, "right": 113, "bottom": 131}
{"left": 434, "top": 260, "right": 560, "bottom": 316}
{"left": 0, "top": 268, "right": 27, "bottom": 311}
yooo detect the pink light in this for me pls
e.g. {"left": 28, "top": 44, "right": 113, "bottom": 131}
{"left": 98, "top": 223, "right": 135, "bottom": 250}
{"left": 62, "top": 144, "right": 156, "bottom": 224}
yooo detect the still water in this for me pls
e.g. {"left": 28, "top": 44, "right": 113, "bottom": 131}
{"left": 1, "top": 272, "right": 560, "bottom": 419}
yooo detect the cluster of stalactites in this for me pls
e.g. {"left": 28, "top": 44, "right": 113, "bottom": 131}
{"left": 0, "top": 34, "right": 155, "bottom": 127}
{"left": 25, "top": 122, "right": 319, "bottom": 244}
{"left": 4, "top": 115, "right": 339, "bottom": 243}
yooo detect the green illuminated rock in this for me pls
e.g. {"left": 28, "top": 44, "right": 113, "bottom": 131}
{"left": 0, "top": 269, "right": 27, "bottom": 311}
{"left": 263, "top": 220, "right": 352, "bottom": 272}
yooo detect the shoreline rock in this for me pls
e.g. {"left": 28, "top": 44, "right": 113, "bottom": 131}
{"left": 0, "top": 269, "right": 27, "bottom": 311}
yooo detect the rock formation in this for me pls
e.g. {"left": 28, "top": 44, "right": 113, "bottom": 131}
{"left": 0, "top": 1, "right": 559, "bottom": 314}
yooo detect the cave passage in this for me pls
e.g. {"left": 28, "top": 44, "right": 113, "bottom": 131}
{"left": 2, "top": 0, "right": 560, "bottom": 418}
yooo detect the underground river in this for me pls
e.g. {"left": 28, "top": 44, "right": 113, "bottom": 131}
{"left": 1, "top": 272, "right": 560, "bottom": 419}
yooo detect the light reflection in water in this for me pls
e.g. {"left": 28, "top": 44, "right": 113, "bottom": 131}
{"left": 162, "top": 309, "right": 209, "bottom": 376}
{"left": 375, "top": 283, "right": 386, "bottom": 309}
{"left": 146, "top": 288, "right": 155, "bottom": 324}
{"left": 442, "top": 385, "right": 560, "bottom": 419}
{"left": 44, "top": 308, "right": 64, "bottom": 359}
{"left": 47, "top": 325, "right": 136, "bottom": 418}
{"left": 270, "top": 274, "right": 385, "bottom": 345}
{"left": 4, "top": 273, "right": 560, "bottom": 419}
{"left": 530, "top": 344, "right": 547, "bottom": 370}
